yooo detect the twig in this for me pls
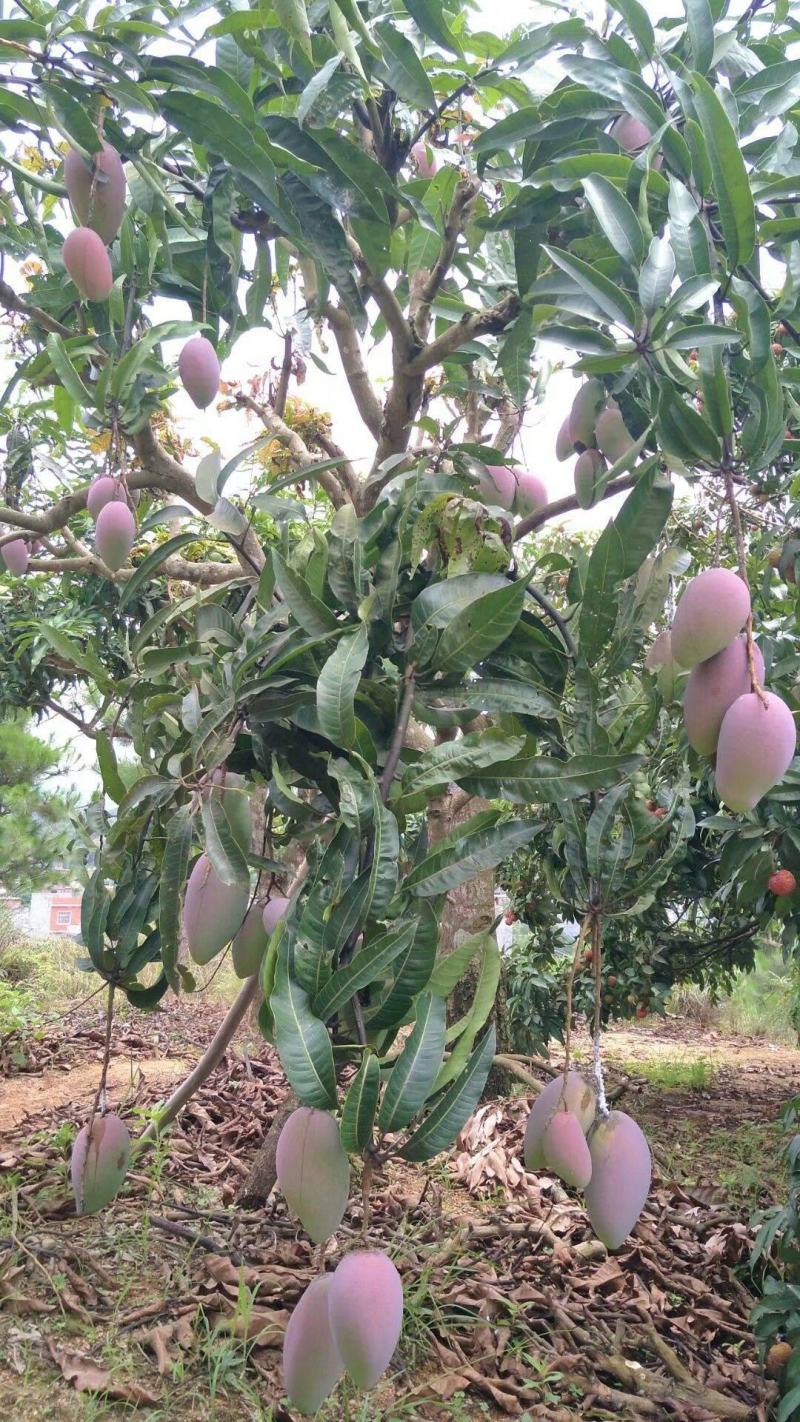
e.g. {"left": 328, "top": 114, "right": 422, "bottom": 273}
{"left": 562, "top": 916, "right": 591, "bottom": 1096}
{"left": 526, "top": 583, "right": 577, "bottom": 659}
{"left": 379, "top": 657, "right": 417, "bottom": 801}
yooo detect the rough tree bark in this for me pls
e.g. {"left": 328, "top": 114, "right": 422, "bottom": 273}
{"left": 427, "top": 788, "right": 514, "bottom": 1093}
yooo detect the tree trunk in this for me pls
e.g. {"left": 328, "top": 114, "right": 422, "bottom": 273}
{"left": 426, "top": 789, "right": 513, "bottom": 1093}
{"left": 236, "top": 1092, "right": 296, "bottom": 1206}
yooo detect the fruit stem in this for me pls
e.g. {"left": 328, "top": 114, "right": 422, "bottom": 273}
{"left": 561, "top": 913, "right": 591, "bottom": 1103}
{"left": 89, "top": 982, "right": 116, "bottom": 1125}
{"left": 723, "top": 464, "right": 769, "bottom": 707}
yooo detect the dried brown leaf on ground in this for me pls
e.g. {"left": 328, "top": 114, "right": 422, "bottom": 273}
{"left": 46, "top": 1338, "right": 159, "bottom": 1403}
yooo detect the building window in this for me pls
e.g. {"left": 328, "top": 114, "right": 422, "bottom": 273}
{"left": 55, "top": 909, "right": 72, "bottom": 926}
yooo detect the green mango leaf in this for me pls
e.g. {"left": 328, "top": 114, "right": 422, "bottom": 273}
{"left": 658, "top": 385, "right": 722, "bottom": 466}
{"left": 366, "top": 902, "right": 438, "bottom": 1028}
{"left": 316, "top": 622, "right": 369, "bottom": 748}
{"left": 340, "top": 1052, "right": 381, "bottom": 1152}
{"left": 435, "top": 936, "right": 501, "bottom": 1090}
{"left": 582, "top": 175, "right": 645, "bottom": 267}
{"left": 272, "top": 550, "right": 340, "bottom": 637}
{"left": 459, "top": 755, "right": 644, "bottom": 805}
{"left": 498, "top": 308, "right": 534, "bottom": 408}
{"left": 406, "top": 816, "right": 543, "bottom": 896}
{"left": 401, "top": 1026, "right": 496, "bottom": 1161}
{"left": 427, "top": 930, "right": 485, "bottom": 998}
{"left": 119, "top": 533, "right": 201, "bottom": 612}
{"left": 274, "top": 0, "right": 312, "bottom": 57}
{"left": 578, "top": 466, "right": 674, "bottom": 659}
{"left": 81, "top": 867, "right": 111, "bottom": 976}
{"left": 543, "top": 244, "right": 639, "bottom": 330}
{"left": 689, "top": 73, "right": 755, "bottom": 268}
{"left": 159, "top": 805, "right": 194, "bottom": 992}
{"left": 200, "top": 796, "right": 250, "bottom": 889}
{"left": 46, "top": 334, "right": 94, "bottom": 409}
{"left": 271, "top": 936, "right": 337, "bottom": 1108}
{"left": 297, "top": 53, "right": 344, "bottom": 126}
{"left": 96, "top": 730, "right": 126, "bottom": 805}
{"left": 683, "top": 0, "right": 714, "bottom": 75}
{"left": 37, "top": 624, "right": 109, "bottom": 685}
{"left": 313, "top": 920, "right": 416, "bottom": 1021}
{"left": 400, "top": 728, "right": 525, "bottom": 797}
{"left": 376, "top": 22, "right": 436, "bottom": 111}
{"left": 402, "top": 0, "right": 462, "bottom": 55}
{"left": 638, "top": 235, "right": 675, "bottom": 315}
{"left": 607, "top": 0, "right": 654, "bottom": 59}
{"left": 433, "top": 579, "right": 527, "bottom": 677}
{"left": 378, "top": 993, "right": 446, "bottom": 1132}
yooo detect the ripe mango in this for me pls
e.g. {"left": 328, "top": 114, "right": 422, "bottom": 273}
{"left": 231, "top": 902, "right": 269, "bottom": 978}
{"left": 95, "top": 501, "right": 136, "bottom": 571}
{"left": 610, "top": 114, "right": 652, "bottom": 152}
{"left": 574, "top": 448, "right": 605, "bottom": 509}
{"left": 715, "top": 690, "right": 796, "bottom": 812}
{"left": 283, "top": 1275, "right": 344, "bottom": 1415}
{"left": 542, "top": 1108, "right": 593, "bottom": 1189}
{"left": 411, "top": 140, "right": 438, "bottom": 178}
{"left": 670, "top": 568, "right": 750, "bottom": 668}
{"left": 585, "top": 1110, "right": 651, "bottom": 1249}
{"left": 62, "top": 227, "right": 113, "bottom": 301}
{"left": 64, "top": 142, "right": 126, "bottom": 244}
{"left": 523, "top": 1070, "right": 596, "bottom": 1171}
{"left": 595, "top": 405, "right": 635, "bottom": 463}
{"left": 1, "top": 539, "right": 29, "bottom": 575}
{"left": 683, "top": 634, "right": 764, "bottom": 757}
{"left": 514, "top": 470, "right": 548, "bottom": 517}
{"left": 87, "top": 476, "right": 125, "bottom": 522}
{"left": 568, "top": 379, "right": 605, "bottom": 447}
{"left": 555, "top": 417, "right": 574, "bottom": 462}
{"left": 328, "top": 1250, "right": 403, "bottom": 1389}
{"left": 178, "top": 336, "right": 220, "bottom": 409}
{"left": 276, "top": 1106, "right": 351, "bottom": 1244}
{"left": 183, "top": 852, "right": 249, "bottom": 964}
{"left": 476, "top": 463, "right": 516, "bottom": 510}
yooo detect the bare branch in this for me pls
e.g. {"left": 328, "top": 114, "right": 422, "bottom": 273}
{"left": 233, "top": 392, "right": 349, "bottom": 508}
{"left": 323, "top": 299, "right": 382, "bottom": 439}
{"left": 346, "top": 233, "right": 412, "bottom": 355}
{"left": 411, "top": 176, "right": 480, "bottom": 340}
{"left": 0, "top": 279, "right": 73, "bottom": 338}
{"left": 513, "top": 470, "right": 639, "bottom": 542}
{"left": 273, "top": 331, "right": 292, "bottom": 418}
{"left": 405, "top": 292, "right": 521, "bottom": 376}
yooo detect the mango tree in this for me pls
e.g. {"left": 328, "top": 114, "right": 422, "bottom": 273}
{"left": 1, "top": 0, "right": 799, "bottom": 1409}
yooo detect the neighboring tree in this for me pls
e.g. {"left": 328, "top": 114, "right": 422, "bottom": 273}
{"left": 0, "top": 717, "right": 77, "bottom": 892}
{"left": 1, "top": 0, "right": 800, "bottom": 1402}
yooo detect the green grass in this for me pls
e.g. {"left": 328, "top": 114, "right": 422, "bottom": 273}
{"left": 655, "top": 1118, "right": 785, "bottom": 1209}
{"left": 621, "top": 1055, "right": 717, "bottom": 1090}
{"left": 719, "top": 949, "right": 798, "bottom": 1044}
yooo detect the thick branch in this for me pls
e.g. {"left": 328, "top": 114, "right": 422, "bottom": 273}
{"left": 0, "top": 279, "right": 72, "bottom": 338}
{"left": 513, "top": 470, "right": 638, "bottom": 542}
{"left": 411, "top": 177, "right": 480, "bottom": 341}
{"left": 233, "top": 393, "right": 348, "bottom": 508}
{"left": 346, "top": 233, "right": 412, "bottom": 355}
{"left": 405, "top": 292, "right": 521, "bottom": 376}
{"left": 323, "top": 300, "right": 382, "bottom": 440}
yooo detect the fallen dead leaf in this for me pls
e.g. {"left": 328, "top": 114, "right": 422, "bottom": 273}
{"left": 46, "top": 1339, "right": 159, "bottom": 1404}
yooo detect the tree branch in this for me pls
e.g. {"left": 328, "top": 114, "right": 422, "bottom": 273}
{"left": 513, "top": 470, "right": 638, "bottom": 542}
{"left": 323, "top": 300, "right": 382, "bottom": 440}
{"left": 0, "top": 279, "right": 73, "bottom": 338}
{"left": 411, "top": 176, "right": 481, "bottom": 341}
{"left": 233, "top": 392, "right": 349, "bottom": 508}
{"left": 405, "top": 292, "right": 521, "bottom": 376}
{"left": 526, "top": 583, "right": 577, "bottom": 659}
